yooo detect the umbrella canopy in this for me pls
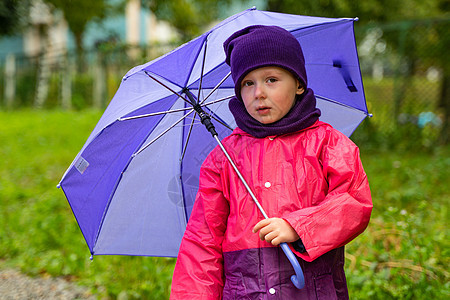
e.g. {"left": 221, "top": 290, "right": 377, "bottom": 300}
{"left": 59, "top": 8, "right": 369, "bottom": 258}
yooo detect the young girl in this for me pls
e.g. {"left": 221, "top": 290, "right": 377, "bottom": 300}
{"left": 170, "top": 25, "right": 372, "bottom": 299}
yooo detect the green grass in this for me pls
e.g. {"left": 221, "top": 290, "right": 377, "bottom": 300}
{"left": 0, "top": 110, "right": 175, "bottom": 299}
{"left": 346, "top": 148, "right": 449, "bottom": 299}
{"left": 0, "top": 110, "right": 448, "bottom": 299}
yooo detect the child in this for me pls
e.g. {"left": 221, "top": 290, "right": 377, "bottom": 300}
{"left": 170, "top": 25, "right": 372, "bottom": 299}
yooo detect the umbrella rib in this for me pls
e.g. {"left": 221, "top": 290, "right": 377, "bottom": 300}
{"left": 197, "top": 40, "right": 208, "bottom": 102}
{"left": 180, "top": 112, "right": 197, "bottom": 162}
{"left": 200, "top": 71, "right": 232, "bottom": 104}
{"left": 132, "top": 109, "right": 195, "bottom": 157}
{"left": 144, "top": 71, "right": 194, "bottom": 105}
{"left": 315, "top": 94, "right": 369, "bottom": 114}
{"left": 200, "top": 95, "right": 234, "bottom": 107}
{"left": 118, "top": 107, "right": 194, "bottom": 121}
{"left": 209, "top": 114, "right": 234, "bottom": 132}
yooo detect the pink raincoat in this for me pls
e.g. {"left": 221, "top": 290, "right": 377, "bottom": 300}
{"left": 171, "top": 121, "right": 372, "bottom": 299}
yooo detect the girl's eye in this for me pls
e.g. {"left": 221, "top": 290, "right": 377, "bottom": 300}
{"left": 242, "top": 81, "right": 254, "bottom": 87}
{"left": 267, "top": 78, "right": 277, "bottom": 83}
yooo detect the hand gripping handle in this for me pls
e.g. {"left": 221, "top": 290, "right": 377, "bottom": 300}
{"left": 280, "top": 242, "right": 305, "bottom": 289}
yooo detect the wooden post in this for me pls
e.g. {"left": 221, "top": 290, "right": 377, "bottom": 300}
{"left": 126, "top": 0, "right": 141, "bottom": 60}
{"left": 60, "top": 52, "right": 72, "bottom": 109}
{"left": 35, "top": 51, "right": 51, "bottom": 108}
{"left": 93, "top": 52, "right": 106, "bottom": 109}
{"left": 4, "top": 54, "right": 16, "bottom": 108}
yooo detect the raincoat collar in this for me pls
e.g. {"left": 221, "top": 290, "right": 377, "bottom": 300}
{"left": 230, "top": 120, "right": 325, "bottom": 138}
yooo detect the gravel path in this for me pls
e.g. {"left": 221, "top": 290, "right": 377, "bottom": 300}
{"left": 0, "top": 269, "right": 96, "bottom": 300}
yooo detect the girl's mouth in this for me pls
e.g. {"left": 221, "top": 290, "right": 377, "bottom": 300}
{"left": 257, "top": 106, "right": 271, "bottom": 114}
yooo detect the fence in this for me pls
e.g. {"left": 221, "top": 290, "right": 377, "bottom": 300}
{"left": 353, "top": 17, "right": 449, "bottom": 149}
{"left": 0, "top": 42, "right": 177, "bottom": 110}
{"left": 0, "top": 18, "right": 448, "bottom": 149}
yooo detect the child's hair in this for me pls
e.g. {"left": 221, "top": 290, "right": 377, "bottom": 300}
{"left": 223, "top": 25, "right": 307, "bottom": 102}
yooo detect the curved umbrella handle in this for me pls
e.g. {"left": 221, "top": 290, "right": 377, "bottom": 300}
{"left": 280, "top": 242, "right": 305, "bottom": 289}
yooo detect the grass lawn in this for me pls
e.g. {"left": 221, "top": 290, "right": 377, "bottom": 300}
{"left": 0, "top": 110, "right": 448, "bottom": 299}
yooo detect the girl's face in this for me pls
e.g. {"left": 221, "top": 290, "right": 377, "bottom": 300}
{"left": 240, "top": 66, "right": 304, "bottom": 124}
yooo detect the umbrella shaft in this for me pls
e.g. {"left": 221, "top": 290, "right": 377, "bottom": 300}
{"left": 214, "top": 135, "right": 304, "bottom": 289}
{"left": 214, "top": 135, "right": 269, "bottom": 219}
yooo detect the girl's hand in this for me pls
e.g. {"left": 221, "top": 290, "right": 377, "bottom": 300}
{"left": 252, "top": 218, "right": 299, "bottom": 246}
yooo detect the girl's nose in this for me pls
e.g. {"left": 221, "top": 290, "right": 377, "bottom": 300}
{"left": 254, "top": 83, "right": 265, "bottom": 99}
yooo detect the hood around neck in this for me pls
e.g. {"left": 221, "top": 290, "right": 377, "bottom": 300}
{"left": 228, "top": 88, "right": 321, "bottom": 138}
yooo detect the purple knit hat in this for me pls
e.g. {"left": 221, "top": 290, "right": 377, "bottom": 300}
{"left": 223, "top": 25, "right": 307, "bottom": 101}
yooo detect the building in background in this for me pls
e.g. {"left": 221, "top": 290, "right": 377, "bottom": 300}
{"left": 0, "top": 0, "right": 178, "bottom": 60}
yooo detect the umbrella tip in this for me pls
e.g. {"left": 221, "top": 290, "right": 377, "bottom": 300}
{"left": 354, "top": 17, "right": 359, "bottom": 21}
{"left": 251, "top": 6, "right": 256, "bottom": 10}
{"left": 90, "top": 255, "right": 94, "bottom": 261}
{"left": 368, "top": 113, "right": 373, "bottom": 118}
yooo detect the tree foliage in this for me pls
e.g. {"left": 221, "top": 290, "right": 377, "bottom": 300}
{"left": 142, "top": 0, "right": 233, "bottom": 41}
{"left": 266, "top": 0, "right": 446, "bottom": 23}
{"left": 0, "top": 0, "right": 28, "bottom": 36}
{"left": 43, "top": 0, "right": 113, "bottom": 54}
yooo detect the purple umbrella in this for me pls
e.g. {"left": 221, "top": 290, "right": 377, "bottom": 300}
{"left": 58, "top": 7, "right": 369, "bottom": 289}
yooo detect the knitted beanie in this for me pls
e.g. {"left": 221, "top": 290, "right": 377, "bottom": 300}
{"left": 223, "top": 25, "right": 307, "bottom": 101}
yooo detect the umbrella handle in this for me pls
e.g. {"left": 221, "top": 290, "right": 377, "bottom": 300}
{"left": 280, "top": 242, "right": 305, "bottom": 289}
{"left": 197, "top": 106, "right": 306, "bottom": 289}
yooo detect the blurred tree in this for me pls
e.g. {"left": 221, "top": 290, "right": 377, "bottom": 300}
{"left": 142, "top": 0, "right": 233, "bottom": 41}
{"left": 266, "top": 0, "right": 444, "bottom": 24}
{"left": 43, "top": 0, "right": 115, "bottom": 65}
{"left": 0, "top": 0, "right": 28, "bottom": 36}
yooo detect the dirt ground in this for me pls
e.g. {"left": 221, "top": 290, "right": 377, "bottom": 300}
{"left": 0, "top": 269, "right": 96, "bottom": 300}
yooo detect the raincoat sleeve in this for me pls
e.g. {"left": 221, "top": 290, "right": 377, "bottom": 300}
{"left": 170, "top": 149, "right": 229, "bottom": 300}
{"left": 284, "top": 129, "right": 372, "bottom": 262}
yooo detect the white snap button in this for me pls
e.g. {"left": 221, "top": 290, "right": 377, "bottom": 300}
{"left": 265, "top": 182, "right": 271, "bottom": 188}
{"left": 269, "top": 288, "right": 276, "bottom": 294}
{"left": 268, "top": 137, "right": 275, "bottom": 140}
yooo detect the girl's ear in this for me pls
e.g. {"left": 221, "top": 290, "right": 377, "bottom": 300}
{"left": 296, "top": 84, "right": 305, "bottom": 95}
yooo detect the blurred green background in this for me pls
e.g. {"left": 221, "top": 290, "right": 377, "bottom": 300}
{"left": 0, "top": 0, "right": 449, "bottom": 299}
